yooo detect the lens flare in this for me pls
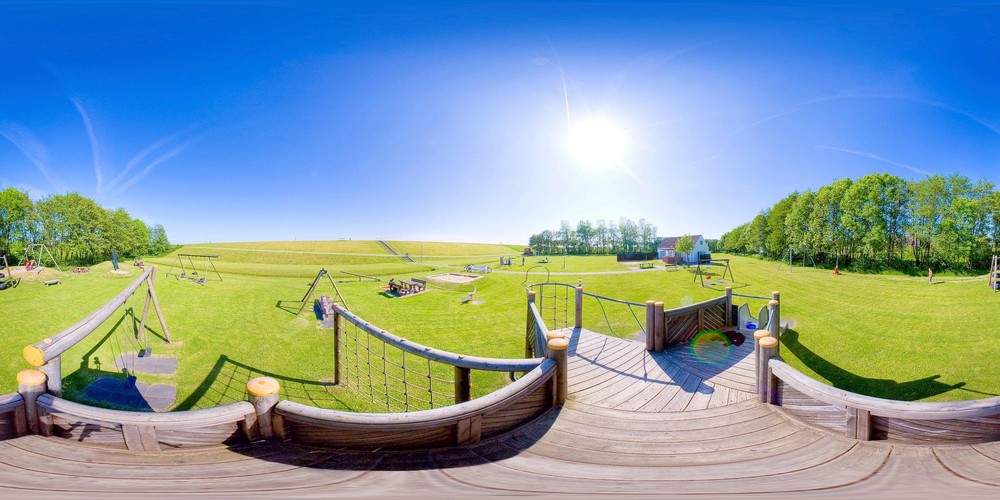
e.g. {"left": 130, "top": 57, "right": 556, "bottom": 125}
{"left": 689, "top": 329, "right": 733, "bottom": 365}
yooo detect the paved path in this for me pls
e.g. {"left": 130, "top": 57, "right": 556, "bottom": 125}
{"left": 2, "top": 329, "right": 1000, "bottom": 496}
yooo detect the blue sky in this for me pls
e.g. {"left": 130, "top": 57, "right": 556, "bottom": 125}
{"left": 2, "top": 1, "right": 999, "bottom": 244}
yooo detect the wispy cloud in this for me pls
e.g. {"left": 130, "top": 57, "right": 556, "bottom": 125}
{"left": 728, "top": 109, "right": 798, "bottom": 136}
{"left": 815, "top": 145, "right": 933, "bottom": 176}
{"left": 0, "top": 121, "right": 67, "bottom": 192}
{"left": 104, "top": 134, "right": 175, "bottom": 192}
{"left": 71, "top": 97, "right": 105, "bottom": 193}
{"left": 114, "top": 139, "right": 194, "bottom": 194}
{"left": 800, "top": 93, "right": 1000, "bottom": 137}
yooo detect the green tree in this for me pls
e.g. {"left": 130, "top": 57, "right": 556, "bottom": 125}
{"left": 765, "top": 192, "right": 798, "bottom": 257}
{"left": 148, "top": 224, "right": 171, "bottom": 256}
{"left": 785, "top": 190, "right": 815, "bottom": 259}
{"left": 35, "top": 193, "right": 112, "bottom": 264}
{"left": 0, "top": 187, "right": 34, "bottom": 259}
{"left": 674, "top": 233, "right": 695, "bottom": 261}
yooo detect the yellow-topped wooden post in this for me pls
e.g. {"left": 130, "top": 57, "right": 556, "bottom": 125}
{"left": 246, "top": 377, "right": 281, "bottom": 440}
{"left": 17, "top": 369, "right": 47, "bottom": 435}
{"left": 547, "top": 337, "right": 569, "bottom": 406}
{"left": 757, "top": 336, "right": 778, "bottom": 403}
{"left": 753, "top": 329, "right": 771, "bottom": 379}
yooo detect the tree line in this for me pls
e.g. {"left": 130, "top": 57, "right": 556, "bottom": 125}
{"left": 529, "top": 218, "right": 660, "bottom": 255}
{"left": 0, "top": 187, "right": 171, "bottom": 265}
{"left": 718, "top": 173, "right": 1000, "bottom": 271}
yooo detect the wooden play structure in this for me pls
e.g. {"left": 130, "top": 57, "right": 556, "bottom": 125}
{"left": 174, "top": 253, "right": 222, "bottom": 284}
{"left": 5, "top": 281, "right": 1000, "bottom": 494}
{"left": 298, "top": 268, "right": 348, "bottom": 314}
{"left": 693, "top": 257, "right": 734, "bottom": 287}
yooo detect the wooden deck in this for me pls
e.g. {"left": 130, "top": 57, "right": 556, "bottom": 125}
{"left": 2, "top": 328, "right": 1000, "bottom": 495}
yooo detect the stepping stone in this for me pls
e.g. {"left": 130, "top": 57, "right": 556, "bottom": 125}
{"left": 84, "top": 377, "right": 177, "bottom": 411}
{"left": 114, "top": 352, "right": 178, "bottom": 375}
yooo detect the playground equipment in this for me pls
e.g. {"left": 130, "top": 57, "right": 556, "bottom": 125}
{"left": 0, "top": 255, "right": 14, "bottom": 290}
{"left": 298, "top": 268, "right": 348, "bottom": 314}
{"left": 693, "top": 258, "right": 734, "bottom": 287}
{"left": 777, "top": 247, "right": 816, "bottom": 271}
{"left": 174, "top": 254, "right": 223, "bottom": 285}
{"left": 22, "top": 244, "right": 62, "bottom": 272}
{"left": 991, "top": 255, "right": 999, "bottom": 292}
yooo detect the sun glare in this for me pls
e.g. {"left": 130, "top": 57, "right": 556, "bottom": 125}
{"left": 566, "top": 117, "right": 629, "bottom": 167}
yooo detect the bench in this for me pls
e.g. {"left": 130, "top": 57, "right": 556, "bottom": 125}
{"left": 639, "top": 262, "right": 655, "bottom": 269}
{"left": 44, "top": 279, "right": 61, "bottom": 286}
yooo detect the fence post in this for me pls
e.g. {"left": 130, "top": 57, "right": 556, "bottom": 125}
{"left": 526, "top": 290, "right": 537, "bottom": 358}
{"left": 753, "top": 329, "right": 770, "bottom": 384}
{"left": 757, "top": 336, "right": 778, "bottom": 402}
{"left": 455, "top": 367, "right": 471, "bottom": 403}
{"left": 547, "top": 337, "right": 569, "bottom": 405}
{"left": 724, "top": 287, "right": 733, "bottom": 326}
{"left": 769, "top": 292, "right": 781, "bottom": 356}
{"left": 333, "top": 308, "right": 342, "bottom": 385}
{"left": 38, "top": 356, "right": 62, "bottom": 398}
{"left": 654, "top": 301, "right": 665, "bottom": 352}
{"left": 247, "top": 377, "right": 281, "bottom": 440}
{"left": 575, "top": 286, "right": 583, "bottom": 329}
{"left": 17, "top": 370, "right": 47, "bottom": 435}
{"left": 645, "top": 301, "right": 656, "bottom": 351}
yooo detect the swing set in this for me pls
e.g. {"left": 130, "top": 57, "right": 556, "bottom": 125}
{"left": 22, "top": 243, "right": 62, "bottom": 272}
{"left": 693, "top": 258, "right": 734, "bottom": 288}
{"left": 174, "top": 254, "right": 223, "bottom": 285}
{"left": 297, "top": 268, "right": 349, "bottom": 315}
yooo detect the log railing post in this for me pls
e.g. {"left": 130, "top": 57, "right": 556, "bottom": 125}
{"left": 757, "top": 336, "right": 778, "bottom": 402}
{"left": 455, "top": 366, "right": 471, "bottom": 403}
{"left": 17, "top": 370, "right": 47, "bottom": 435}
{"left": 38, "top": 356, "right": 61, "bottom": 398}
{"left": 654, "top": 301, "right": 665, "bottom": 352}
{"left": 525, "top": 290, "right": 537, "bottom": 358}
{"left": 753, "top": 329, "right": 770, "bottom": 384}
{"left": 547, "top": 337, "right": 569, "bottom": 405}
{"left": 645, "top": 300, "right": 656, "bottom": 351}
{"left": 724, "top": 287, "right": 733, "bottom": 326}
{"left": 574, "top": 286, "right": 583, "bottom": 329}
{"left": 247, "top": 377, "right": 281, "bottom": 440}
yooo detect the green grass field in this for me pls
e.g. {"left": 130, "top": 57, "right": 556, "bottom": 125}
{"left": 2, "top": 242, "right": 998, "bottom": 413}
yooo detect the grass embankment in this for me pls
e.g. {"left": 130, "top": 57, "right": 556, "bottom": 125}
{"left": 2, "top": 242, "right": 998, "bottom": 412}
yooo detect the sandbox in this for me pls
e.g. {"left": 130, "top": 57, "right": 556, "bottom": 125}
{"left": 427, "top": 273, "right": 483, "bottom": 284}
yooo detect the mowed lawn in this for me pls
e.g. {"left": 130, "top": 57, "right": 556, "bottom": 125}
{"left": 2, "top": 245, "right": 998, "bottom": 412}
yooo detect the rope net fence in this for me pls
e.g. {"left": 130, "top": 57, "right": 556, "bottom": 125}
{"left": 334, "top": 308, "right": 532, "bottom": 413}
{"left": 339, "top": 318, "right": 456, "bottom": 412}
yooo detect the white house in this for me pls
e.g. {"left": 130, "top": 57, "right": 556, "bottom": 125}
{"left": 657, "top": 235, "right": 711, "bottom": 264}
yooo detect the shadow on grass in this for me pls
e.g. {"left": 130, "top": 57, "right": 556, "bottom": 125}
{"left": 780, "top": 328, "right": 967, "bottom": 401}
{"left": 173, "top": 355, "right": 365, "bottom": 412}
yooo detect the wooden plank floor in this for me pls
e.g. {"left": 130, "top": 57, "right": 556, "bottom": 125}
{"left": 1, "top": 328, "right": 999, "bottom": 495}
{"left": 563, "top": 327, "right": 757, "bottom": 410}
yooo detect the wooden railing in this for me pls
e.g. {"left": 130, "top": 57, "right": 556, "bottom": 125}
{"left": 274, "top": 358, "right": 560, "bottom": 449}
{"left": 763, "top": 358, "right": 1000, "bottom": 443}
{"left": 750, "top": 292, "right": 1000, "bottom": 444}
{"left": 34, "top": 394, "right": 256, "bottom": 451}
{"left": 0, "top": 393, "right": 26, "bottom": 440}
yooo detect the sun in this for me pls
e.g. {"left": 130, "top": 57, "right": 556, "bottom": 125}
{"left": 565, "top": 117, "right": 629, "bottom": 167}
